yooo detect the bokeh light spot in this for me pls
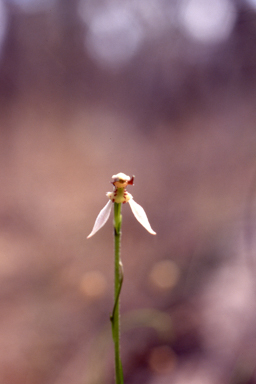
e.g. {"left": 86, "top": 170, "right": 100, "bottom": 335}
{"left": 80, "top": 270, "right": 107, "bottom": 299}
{"left": 85, "top": 6, "right": 143, "bottom": 69}
{"left": 179, "top": 0, "right": 236, "bottom": 44}
{"left": 149, "top": 260, "right": 180, "bottom": 290}
{"left": 246, "top": 0, "right": 256, "bottom": 10}
{"left": 149, "top": 345, "right": 177, "bottom": 374}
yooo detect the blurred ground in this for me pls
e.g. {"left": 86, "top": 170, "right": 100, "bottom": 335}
{"left": 0, "top": 0, "right": 256, "bottom": 383}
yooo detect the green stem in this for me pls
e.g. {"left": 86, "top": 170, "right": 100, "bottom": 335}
{"left": 110, "top": 202, "right": 124, "bottom": 384}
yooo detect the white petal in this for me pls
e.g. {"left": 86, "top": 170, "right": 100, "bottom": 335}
{"left": 87, "top": 200, "right": 112, "bottom": 238}
{"left": 129, "top": 199, "right": 156, "bottom": 235}
{"left": 112, "top": 172, "right": 130, "bottom": 181}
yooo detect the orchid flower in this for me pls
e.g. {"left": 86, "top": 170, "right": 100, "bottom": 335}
{"left": 87, "top": 173, "right": 156, "bottom": 384}
{"left": 87, "top": 173, "right": 156, "bottom": 238}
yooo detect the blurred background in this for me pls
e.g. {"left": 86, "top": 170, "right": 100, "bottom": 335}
{"left": 1, "top": 0, "right": 256, "bottom": 383}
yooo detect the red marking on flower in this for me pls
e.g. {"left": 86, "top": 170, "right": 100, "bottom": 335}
{"left": 128, "top": 176, "right": 135, "bottom": 185}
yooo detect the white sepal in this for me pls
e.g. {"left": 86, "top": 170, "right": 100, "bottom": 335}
{"left": 128, "top": 199, "right": 156, "bottom": 235}
{"left": 87, "top": 200, "right": 112, "bottom": 238}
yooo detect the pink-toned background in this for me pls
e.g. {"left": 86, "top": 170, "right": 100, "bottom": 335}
{"left": 0, "top": 1, "right": 256, "bottom": 383}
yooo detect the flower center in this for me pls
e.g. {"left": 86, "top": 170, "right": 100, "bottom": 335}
{"left": 107, "top": 186, "right": 132, "bottom": 204}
